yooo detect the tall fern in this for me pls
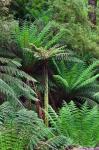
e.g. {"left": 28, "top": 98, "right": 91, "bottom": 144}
{"left": 14, "top": 21, "right": 82, "bottom": 125}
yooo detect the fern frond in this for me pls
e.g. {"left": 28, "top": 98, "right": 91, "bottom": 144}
{"left": 0, "top": 56, "right": 37, "bottom": 107}
{"left": 48, "top": 101, "right": 99, "bottom": 147}
{"left": 53, "top": 75, "right": 69, "bottom": 91}
{"left": 76, "top": 74, "right": 99, "bottom": 89}
{"left": 0, "top": 66, "right": 36, "bottom": 82}
{"left": 73, "top": 61, "right": 99, "bottom": 88}
{"left": 53, "top": 62, "right": 99, "bottom": 104}
{"left": 0, "top": 79, "right": 24, "bottom": 109}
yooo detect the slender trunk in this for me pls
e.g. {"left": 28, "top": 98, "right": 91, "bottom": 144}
{"left": 35, "top": 101, "right": 44, "bottom": 119}
{"left": 32, "top": 82, "right": 44, "bottom": 119}
{"left": 88, "top": 0, "right": 97, "bottom": 25}
{"left": 44, "top": 62, "right": 49, "bottom": 126}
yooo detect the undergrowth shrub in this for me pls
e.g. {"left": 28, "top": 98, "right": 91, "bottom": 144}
{"left": 10, "top": 0, "right": 49, "bottom": 22}
{"left": 48, "top": 0, "right": 99, "bottom": 58}
{"left": 0, "top": 101, "right": 73, "bottom": 150}
{"left": 48, "top": 101, "right": 99, "bottom": 147}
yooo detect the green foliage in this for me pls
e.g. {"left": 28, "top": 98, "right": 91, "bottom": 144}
{"left": 10, "top": 0, "right": 49, "bottom": 22}
{"left": 48, "top": 0, "right": 99, "bottom": 58}
{"left": 0, "top": 0, "right": 12, "bottom": 18}
{"left": 50, "top": 0, "right": 88, "bottom": 24}
{"left": 0, "top": 53, "right": 37, "bottom": 108}
{"left": 0, "top": 0, "right": 99, "bottom": 148}
{"left": 14, "top": 21, "right": 81, "bottom": 66}
{"left": 0, "top": 101, "right": 72, "bottom": 150}
{"left": 48, "top": 101, "right": 99, "bottom": 147}
{"left": 14, "top": 21, "right": 82, "bottom": 126}
{"left": 0, "top": 102, "right": 50, "bottom": 150}
{"left": 53, "top": 61, "right": 99, "bottom": 105}
{"left": 0, "top": 19, "right": 18, "bottom": 55}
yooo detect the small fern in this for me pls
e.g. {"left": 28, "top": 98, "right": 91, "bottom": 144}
{"left": 48, "top": 101, "right": 99, "bottom": 147}
{"left": 0, "top": 102, "right": 73, "bottom": 150}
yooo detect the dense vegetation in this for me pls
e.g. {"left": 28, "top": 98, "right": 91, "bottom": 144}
{"left": 0, "top": 0, "right": 99, "bottom": 149}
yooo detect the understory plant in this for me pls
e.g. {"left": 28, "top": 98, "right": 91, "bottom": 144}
{"left": 48, "top": 101, "right": 99, "bottom": 147}
{"left": 53, "top": 60, "right": 99, "bottom": 105}
{"left": 0, "top": 101, "right": 72, "bottom": 150}
{"left": 10, "top": 0, "right": 49, "bottom": 22}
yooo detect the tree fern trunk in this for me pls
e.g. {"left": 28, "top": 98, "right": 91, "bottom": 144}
{"left": 88, "top": 0, "right": 97, "bottom": 25}
{"left": 44, "top": 62, "right": 49, "bottom": 127}
{"left": 34, "top": 84, "right": 44, "bottom": 119}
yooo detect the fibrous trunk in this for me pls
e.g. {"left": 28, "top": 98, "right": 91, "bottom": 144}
{"left": 44, "top": 62, "right": 49, "bottom": 126}
{"left": 88, "top": 0, "right": 97, "bottom": 25}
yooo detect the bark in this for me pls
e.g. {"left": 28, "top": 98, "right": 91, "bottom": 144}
{"left": 88, "top": 0, "right": 97, "bottom": 25}
{"left": 35, "top": 100, "right": 44, "bottom": 119}
{"left": 31, "top": 81, "right": 44, "bottom": 119}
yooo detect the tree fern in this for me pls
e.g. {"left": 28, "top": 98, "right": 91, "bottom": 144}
{"left": 53, "top": 61, "right": 99, "bottom": 105}
{"left": 14, "top": 21, "right": 81, "bottom": 126}
{"left": 14, "top": 21, "right": 81, "bottom": 64}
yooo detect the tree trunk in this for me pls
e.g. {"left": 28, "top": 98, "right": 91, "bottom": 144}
{"left": 30, "top": 81, "right": 44, "bottom": 119}
{"left": 35, "top": 100, "right": 44, "bottom": 119}
{"left": 44, "top": 62, "right": 49, "bottom": 127}
{"left": 88, "top": 0, "right": 97, "bottom": 25}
